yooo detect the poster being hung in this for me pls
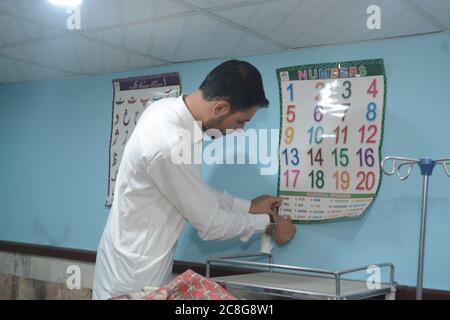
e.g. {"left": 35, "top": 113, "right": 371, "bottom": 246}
{"left": 276, "top": 59, "right": 386, "bottom": 223}
{"left": 106, "top": 73, "right": 181, "bottom": 207}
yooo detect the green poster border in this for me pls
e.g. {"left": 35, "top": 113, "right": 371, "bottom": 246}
{"left": 276, "top": 58, "right": 387, "bottom": 224}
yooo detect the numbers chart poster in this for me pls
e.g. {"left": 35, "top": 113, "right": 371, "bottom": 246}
{"left": 277, "top": 59, "right": 386, "bottom": 223}
{"left": 106, "top": 73, "right": 181, "bottom": 207}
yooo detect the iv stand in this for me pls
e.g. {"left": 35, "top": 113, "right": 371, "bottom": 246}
{"left": 381, "top": 157, "right": 450, "bottom": 300}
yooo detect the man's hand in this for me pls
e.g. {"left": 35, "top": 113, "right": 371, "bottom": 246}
{"left": 272, "top": 214, "right": 296, "bottom": 245}
{"left": 249, "top": 195, "right": 284, "bottom": 215}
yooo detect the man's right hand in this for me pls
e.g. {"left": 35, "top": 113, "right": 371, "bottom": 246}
{"left": 271, "top": 214, "right": 296, "bottom": 245}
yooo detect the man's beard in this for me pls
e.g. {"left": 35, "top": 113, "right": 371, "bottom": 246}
{"left": 202, "top": 112, "right": 233, "bottom": 136}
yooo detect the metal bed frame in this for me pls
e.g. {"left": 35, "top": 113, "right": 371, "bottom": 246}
{"left": 207, "top": 253, "right": 396, "bottom": 300}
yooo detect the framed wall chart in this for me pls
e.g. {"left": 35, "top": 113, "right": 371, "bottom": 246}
{"left": 277, "top": 59, "right": 386, "bottom": 223}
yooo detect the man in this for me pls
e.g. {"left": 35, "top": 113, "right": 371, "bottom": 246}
{"left": 92, "top": 60, "right": 296, "bottom": 299}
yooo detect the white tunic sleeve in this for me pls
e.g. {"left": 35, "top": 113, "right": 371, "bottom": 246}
{"left": 145, "top": 152, "right": 269, "bottom": 242}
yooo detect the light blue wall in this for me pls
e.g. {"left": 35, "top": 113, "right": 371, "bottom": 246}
{"left": 1, "top": 32, "right": 449, "bottom": 289}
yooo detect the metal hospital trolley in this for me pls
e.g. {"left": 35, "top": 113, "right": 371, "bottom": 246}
{"left": 207, "top": 253, "right": 396, "bottom": 300}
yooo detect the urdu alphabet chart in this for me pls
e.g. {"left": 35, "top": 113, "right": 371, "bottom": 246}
{"left": 277, "top": 59, "right": 386, "bottom": 223}
{"left": 106, "top": 73, "right": 181, "bottom": 207}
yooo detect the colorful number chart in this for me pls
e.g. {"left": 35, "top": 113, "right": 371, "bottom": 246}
{"left": 277, "top": 59, "right": 386, "bottom": 223}
{"left": 106, "top": 73, "right": 181, "bottom": 207}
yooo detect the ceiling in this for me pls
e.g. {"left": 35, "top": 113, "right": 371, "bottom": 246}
{"left": 0, "top": 0, "right": 449, "bottom": 84}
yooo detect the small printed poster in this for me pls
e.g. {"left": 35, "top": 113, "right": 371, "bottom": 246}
{"left": 106, "top": 73, "right": 181, "bottom": 207}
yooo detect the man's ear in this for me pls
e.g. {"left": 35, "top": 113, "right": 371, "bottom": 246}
{"left": 212, "top": 100, "right": 231, "bottom": 116}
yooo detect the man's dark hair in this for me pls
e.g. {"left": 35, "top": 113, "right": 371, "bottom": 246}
{"left": 199, "top": 60, "right": 269, "bottom": 112}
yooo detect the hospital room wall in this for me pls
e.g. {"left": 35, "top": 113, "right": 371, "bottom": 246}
{"left": 0, "top": 32, "right": 449, "bottom": 289}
